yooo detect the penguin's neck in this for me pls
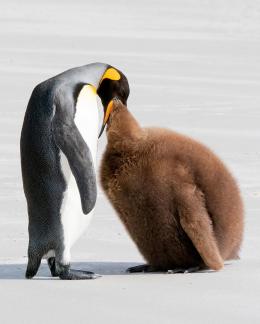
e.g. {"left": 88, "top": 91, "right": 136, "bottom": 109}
{"left": 107, "top": 101, "right": 144, "bottom": 150}
{"left": 74, "top": 85, "right": 99, "bottom": 166}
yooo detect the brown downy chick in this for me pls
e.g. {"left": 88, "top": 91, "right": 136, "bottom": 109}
{"left": 100, "top": 99, "right": 244, "bottom": 272}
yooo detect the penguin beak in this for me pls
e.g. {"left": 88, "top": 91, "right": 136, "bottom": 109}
{"left": 98, "top": 100, "right": 114, "bottom": 138}
{"left": 97, "top": 68, "right": 121, "bottom": 138}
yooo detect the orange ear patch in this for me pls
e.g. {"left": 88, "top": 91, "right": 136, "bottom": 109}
{"left": 101, "top": 68, "right": 121, "bottom": 82}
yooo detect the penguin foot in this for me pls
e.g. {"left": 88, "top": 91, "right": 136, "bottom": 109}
{"left": 127, "top": 264, "right": 201, "bottom": 274}
{"left": 59, "top": 268, "right": 101, "bottom": 280}
{"left": 48, "top": 259, "right": 100, "bottom": 279}
{"left": 25, "top": 253, "right": 42, "bottom": 279}
{"left": 166, "top": 266, "right": 201, "bottom": 274}
{"left": 127, "top": 264, "right": 162, "bottom": 273}
{"left": 57, "top": 262, "right": 100, "bottom": 280}
{"left": 47, "top": 257, "right": 59, "bottom": 277}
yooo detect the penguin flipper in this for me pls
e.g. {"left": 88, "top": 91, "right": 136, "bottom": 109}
{"left": 53, "top": 118, "right": 97, "bottom": 214}
{"left": 178, "top": 185, "right": 224, "bottom": 271}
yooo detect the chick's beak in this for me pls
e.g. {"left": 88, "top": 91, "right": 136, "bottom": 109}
{"left": 98, "top": 99, "right": 114, "bottom": 138}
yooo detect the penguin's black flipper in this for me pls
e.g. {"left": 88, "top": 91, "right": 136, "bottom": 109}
{"left": 52, "top": 116, "right": 97, "bottom": 215}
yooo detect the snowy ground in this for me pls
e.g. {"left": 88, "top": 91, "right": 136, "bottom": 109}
{"left": 0, "top": 0, "right": 260, "bottom": 323}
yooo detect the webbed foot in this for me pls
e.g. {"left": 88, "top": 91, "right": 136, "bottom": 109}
{"left": 127, "top": 264, "right": 163, "bottom": 273}
{"left": 167, "top": 266, "right": 201, "bottom": 274}
{"left": 59, "top": 269, "right": 101, "bottom": 280}
{"left": 127, "top": 264, "right": 201, "bottom": 274}
{"left": 58, "top": 264, "right": 101, "bottom": 280}
{"left": 48, "top": 258, "right": 100, "bottom": 279}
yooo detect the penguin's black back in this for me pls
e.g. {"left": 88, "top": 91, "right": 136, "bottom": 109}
{"left": 20, "top": 80, "right": 66, "bottom": 254}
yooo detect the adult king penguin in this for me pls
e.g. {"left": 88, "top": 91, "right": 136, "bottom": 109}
{"left": 20, "top": 63, "right": 129, "bottom": 280}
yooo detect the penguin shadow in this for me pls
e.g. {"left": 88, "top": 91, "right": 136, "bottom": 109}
{"left": 0, "top": 261, "right": 219, "bottom": 280}
{"left": 0, "top": 261, "right": 141, "bottom": 280}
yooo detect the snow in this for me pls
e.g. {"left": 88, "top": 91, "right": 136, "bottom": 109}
{"left": 0, "top": 0, "right": 259, "bottom": 323}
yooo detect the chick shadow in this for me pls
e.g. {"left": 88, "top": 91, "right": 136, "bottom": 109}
{"left": 0, "top": 261, "right": 142, "bottom": 280}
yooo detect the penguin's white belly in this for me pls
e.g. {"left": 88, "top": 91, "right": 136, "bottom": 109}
{"left": 60, "top": 153, "right": 94, "bottom": 246}
{"left": 59, "top": 85, "right": 99, "bottom": 262}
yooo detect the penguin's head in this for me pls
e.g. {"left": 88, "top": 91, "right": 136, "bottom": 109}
{"left": 97, "top": 67, "right": 129, "bottom": 138}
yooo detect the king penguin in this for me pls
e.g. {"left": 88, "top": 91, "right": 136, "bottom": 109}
{"left": 20, "top": 63, "right": 130, "bottom": 279}
{"left": 100, "top": 99, "right": 244, "bottom": 273}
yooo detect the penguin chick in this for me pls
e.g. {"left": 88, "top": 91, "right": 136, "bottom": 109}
{"left": 100, "top": 99, "right": 244, "bottom": 272}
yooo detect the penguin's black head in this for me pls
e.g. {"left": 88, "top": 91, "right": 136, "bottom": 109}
{"left": 97, "top": 67, "right": 129, "bottom": 137}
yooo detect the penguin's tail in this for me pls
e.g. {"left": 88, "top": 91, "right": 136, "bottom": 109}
{"left": 25, "top": 247, "right": 42, "bottom": 279}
